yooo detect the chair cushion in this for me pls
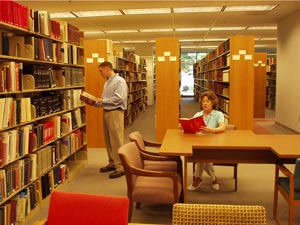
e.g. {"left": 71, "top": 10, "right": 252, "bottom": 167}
{"left": 278, "top": 177, "right": 300, "bottom": 200}
{"left": 144, "top": 160, "right": 178, "bottom": 172}
{"left": 132, "top": 175, "right": 182, "bottom": 204}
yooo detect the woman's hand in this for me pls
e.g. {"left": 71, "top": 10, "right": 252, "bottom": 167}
{"left": 200, "top": 126, "right": 215, "bottom": 133}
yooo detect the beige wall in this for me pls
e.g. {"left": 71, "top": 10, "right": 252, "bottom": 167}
{"left": 277, "top": 10, "right": 300, "bottom": 132}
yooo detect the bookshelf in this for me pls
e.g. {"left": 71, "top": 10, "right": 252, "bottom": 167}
{"left": 193, "top": 36, "right": 255, "bottom": 129}
{"left": 0, "top": 3, "right": 87, "bottom": 224}
{"left": 253, "top": 52, "right": 267, "bottom": 118}
{"left": 266, "top": 58, "right": 276, "bottom": 110}
{"left": 114, "top": 54, "right": 148, "bottom": 127}
{"left": 155, "top": 37, "right": 180, "bottom": 142}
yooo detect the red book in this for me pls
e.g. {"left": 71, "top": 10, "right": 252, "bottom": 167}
{"left": 179, "top": 116, "right": 206, "bottom": 133}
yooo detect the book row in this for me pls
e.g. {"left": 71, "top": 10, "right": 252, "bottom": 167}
{"left": 0, "top": 163, "right": 67, "bottom": 224}
{"left": 0, "top": 111, "right": 85, "bottom": 167}
{"left": 0, "top": 62, "right": 84, "bottom": 93}
{"left": 0, "top": 1, "right": 81, "bottom": 45}
{"left": 0, "top": 33, "right": 83, "bottom": 65}
{"left": 0, "top": 90, "right": 83, "bottom": 129}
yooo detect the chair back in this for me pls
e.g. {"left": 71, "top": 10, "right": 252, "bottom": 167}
{"left": 172, "top": 203, "right": 266, "bottom": 225}
{"left": 47, "top": 191, "right": 129, "bottom": 225}
{"left": 294, "top": 158, "right": 300, "bottom": 191}
{"left": 118, "top": 142, "right": 143, "bottom": 193}
{"left": 128, "top": 131, "right": 145, "bottom": 150}
{"left": 226, "top": 124, "right": 236, "bottom": 130}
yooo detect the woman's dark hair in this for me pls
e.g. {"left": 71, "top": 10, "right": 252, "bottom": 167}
{"left": 199, "top": 90, "right": 219, "bottom": 110}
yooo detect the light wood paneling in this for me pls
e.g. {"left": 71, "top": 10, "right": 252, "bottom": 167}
{"left": 84, "top": 40, "right": 109, "bottom": 147}
{"left": 254, "top": 52, "right": 267, "bottom": 118}
{"left": 155, "top": 37, "right": 180, "bottom": 141}
{"left": 229, "top": 36, "right": 255, "bottom": 129}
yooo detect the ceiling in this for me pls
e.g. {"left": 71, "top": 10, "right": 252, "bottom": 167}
{"left": 18, "top": 1, "right": 300, "bottom": 56}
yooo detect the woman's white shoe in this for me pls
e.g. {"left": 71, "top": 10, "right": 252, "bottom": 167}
{"left": 188, "top": 178, "right": 203, "bottom": 191}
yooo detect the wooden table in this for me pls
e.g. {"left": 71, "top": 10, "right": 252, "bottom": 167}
{"left": 159, "top": 129, "right": 300, "bottom": 202}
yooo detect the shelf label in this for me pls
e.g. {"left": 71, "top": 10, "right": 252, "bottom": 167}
{"left": 86, "top": 58, "right": 94, "bottom": 63}
{"left": 244, "top": 54, "right": 252, "bottom": 60}
{"left": 232, "top": 55, "right": 240, "bottom": 60}
{"left": 158, "top": 56, "right": 165, "bottom": 62}
{"left": 170, "top": 56, "right": 177, "bottom": 61}
{"left": 97, "top": 58, "right": 105, "bottom": 63}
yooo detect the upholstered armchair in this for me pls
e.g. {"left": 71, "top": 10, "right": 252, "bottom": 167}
{"left": 32, "top": 191, "right": 129, "bottom": 225}
{"left": 118, "top": 142, "right": 183, "bottom": 221}
{"left": 128, "top": 131, "right": 182, "bottom": 175}
{"left": 273, "top": 158, "right": 300, "bottom": 225}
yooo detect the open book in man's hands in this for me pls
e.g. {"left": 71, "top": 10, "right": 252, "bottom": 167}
{"left": 179, "top": 116, "right": 206, "bottom": 133}
{"left": 80, "top": 91, "right": 98, "bottom": 105}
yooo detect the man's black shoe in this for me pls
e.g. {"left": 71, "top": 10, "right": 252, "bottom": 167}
{"left": 109, "top": 171, "right": 125, "bottom": 179}
{"left": 100, "top": 165, "right": 115, "bottom": 173}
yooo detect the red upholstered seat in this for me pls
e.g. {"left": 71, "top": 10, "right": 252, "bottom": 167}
{"left": 46, "top": 191, "right": 129, "bottom": 225}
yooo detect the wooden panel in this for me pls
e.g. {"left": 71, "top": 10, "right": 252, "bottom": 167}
{"left": 254, "top": 52, "right": 267, "bottom": 118}
{"left": 229, "top": 36, "right": 255, "bottom": 129}
{"left": 84, "top": 40, "right": 108, "bottom": 147}
{"left": 155, "top": 37, "right": 180, "bottom": 142}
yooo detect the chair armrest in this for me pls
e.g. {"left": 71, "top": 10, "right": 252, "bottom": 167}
{"left": 129, "top": 166, "right": 180, "bottom": 180}
{"left": 140, "top": 151, "right": 180, "bottom": 162}
{"left": 143, "top": 139, "right": 162, "bottom": 147}
{"left": 32, "top": 219, "right": 47, "bottom": 225}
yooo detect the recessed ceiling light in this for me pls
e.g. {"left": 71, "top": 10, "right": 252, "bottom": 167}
{"left": 105, "top": 30, "right": 138, "bottom": 34}
{"left": 73, "top": 10, "right": 122, "bottom": 17}
{"left": 84, "top": 31, "right": 104, "bottom": 34}
{"left": 173, "top": 7, "right": 222, "bottom": 13}
{"left": 123, "top": 8, "right": 170, "bottom": 15}
{"left": 50, "top": 12, "right": 76, "bottom": 18}
{"left": 139, "top": 28, "right": 173, "bottom": 32}
{"left": 248, "top": 26, "right": 277, "bottom": 30}
{"left": 176, "top": 28, "right": 209, "bottom": 32}
{"left": 211, "top": 27, "right": 246, "bottom": 31}
{"left": 224, "top": 5, "right": 277, "bottom": 12}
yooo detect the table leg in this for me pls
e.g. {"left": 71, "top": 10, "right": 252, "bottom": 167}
{"left": 184, "top": 156, "right": 188, "bottom": 203}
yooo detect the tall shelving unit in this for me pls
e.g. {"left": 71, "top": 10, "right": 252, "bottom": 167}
{"left": 155, "top": 37, "right": 180, "bottom": 142}
{"left": 0, "top": 3, "right": 87, "bottom": 224}
{"left": 266, "top": 57, "right": 276, "bottom": 110}
{"left": 115, "top": 54, "right": 148, "bottom": 127}
{"left": 193, "top": 36, "right": 255, "bottom": 129}
{"left": 253, "top": 52, "right": 267, "bottom": 118}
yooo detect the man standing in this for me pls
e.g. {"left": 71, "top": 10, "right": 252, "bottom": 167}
{"left": 95, "top": 61, "right": 128, "bottom": 179}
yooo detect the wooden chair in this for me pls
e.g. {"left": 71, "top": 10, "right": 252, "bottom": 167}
{"left": 273, "top": 158, "right": 300, "bottom": 225}
{"left": 192, "top": 124, "right": 238, "bottom": 191}
{"left": 118, "top": 142, "right": 183, "bottom": 221}
{"left": 172, "top": 203, "right": 266, "bottom": 225}
{"left": 32, "top": 191, "right": 129, "bottom": 225}
{"left": 128, "top": 131, "right": 182, "bottom": 175}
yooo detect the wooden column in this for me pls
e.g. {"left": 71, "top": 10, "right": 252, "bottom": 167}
{"left": 84, "top": 39, "right": 113, "bottom": 147}
{"left": 155, "top": 37, "right": 180, "bottom": 142}
{"left": 254, "top": 52, "right": 267, "bottom": 118}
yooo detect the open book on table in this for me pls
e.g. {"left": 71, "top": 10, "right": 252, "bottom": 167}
{"left": 179, "top": 116, "right": 206, "bottom": 133}
{"left": 80, "top": 91, "right": 98, "bottom": 106}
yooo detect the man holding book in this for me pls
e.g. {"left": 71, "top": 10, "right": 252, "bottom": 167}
{"left": 187, "top": 90, "right": 225, "bottom": 191}
{"left": 94, "top": 61, "right": 128, "bottom": 179}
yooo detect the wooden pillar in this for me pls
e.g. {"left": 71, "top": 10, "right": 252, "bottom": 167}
{"left": 155, "top": 37, "right": 180, "bottom": 142}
